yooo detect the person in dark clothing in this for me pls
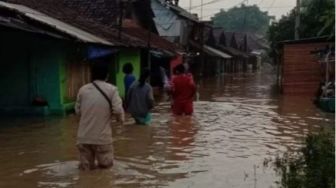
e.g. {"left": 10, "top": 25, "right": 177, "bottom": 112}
{"left": 126, "top": 68, "right": 154, "bottom": 125}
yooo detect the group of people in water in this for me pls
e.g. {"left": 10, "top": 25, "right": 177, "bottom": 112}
{"left": 75, "top": 60, "right": 196, "bottom": 170}
{"left": 123, "top": 63, "right": 196, "bottom": 125}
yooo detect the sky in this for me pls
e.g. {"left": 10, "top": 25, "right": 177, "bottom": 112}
{"left": 179, "top": 0, "right": 297, "bottom": 20}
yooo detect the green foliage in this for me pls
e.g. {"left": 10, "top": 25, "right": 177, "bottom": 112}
{"left": 211, "top": 4, "right": 274, "bottom": 34}
{"left": 267, "top": 10, "right": 296, "bottom": 58}
{"left": 268, "top": 0, "right": 335, "bottom": 59}
{"left": 300, "top": 0, "right": 335, "bottom": 38}
{"left": 268, "top": 132, "right": 335, "bottom": 188}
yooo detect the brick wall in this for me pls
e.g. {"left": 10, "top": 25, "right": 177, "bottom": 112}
{"left": 281, "top": 42, "right": 330, "bottom": 96}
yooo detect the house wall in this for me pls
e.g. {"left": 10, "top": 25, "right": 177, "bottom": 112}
{"left": 0, "top": 28, "right": 61, "bottom": 114}
{"left": 0, "top": 27, "right": 87, "bottom": 115}
{"left": 281, "top": 42, "right": 330, "bottom": 96}
{"left": 0, "top": 37, "right": 31, "bottom": 107}
{"left": 116, "top": 49, "right": 141, "bottom": 97}
{"left": 33, "top": 44, "right": 65, "bottom": 114}
{"left": 61, "top": 44, "right": 92, "bottom": 113}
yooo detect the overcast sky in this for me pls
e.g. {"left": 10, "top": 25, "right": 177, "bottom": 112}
{"left": 179, "top": 0, "right": 296, "bottom": 20}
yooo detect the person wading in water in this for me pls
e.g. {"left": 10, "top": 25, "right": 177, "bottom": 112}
{"left": 75, "top": 62, "right": 124, "bottom": 170}
{"left": 170, "top": 64, "right": 196, "bottom": 116}
{"left": 126, "top": 68, "right": 154, "bottom": 125}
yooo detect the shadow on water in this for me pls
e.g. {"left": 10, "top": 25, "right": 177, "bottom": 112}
{"left": 0, "top": 66, "right": 334, "bottom": 188}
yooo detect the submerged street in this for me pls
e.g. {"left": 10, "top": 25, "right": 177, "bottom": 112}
{"left": 0, "top": 66, "right": 334, "bottom": 188}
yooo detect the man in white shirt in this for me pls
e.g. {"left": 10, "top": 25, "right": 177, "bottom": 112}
{"left": 75, "top": 62, "right": 124, "bottom": 170}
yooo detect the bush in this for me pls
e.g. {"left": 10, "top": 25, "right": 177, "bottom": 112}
{"left": 266, "top": 132, "right": 335, "bottom": 188}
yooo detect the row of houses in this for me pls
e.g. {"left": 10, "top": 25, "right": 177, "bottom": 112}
{"left": 152, "top": 0, "right": 269, "bottom": 76}
{"left": 0, "top": 0, "right": 268, "bottom": 116}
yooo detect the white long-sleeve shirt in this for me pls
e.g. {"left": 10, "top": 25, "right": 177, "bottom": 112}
{"left": 75, "top": 80, "right": 124, "bottom": 145}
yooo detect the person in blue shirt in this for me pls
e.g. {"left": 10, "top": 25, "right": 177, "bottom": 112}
{"left": 122, "top": 63, "right": 136, "bottom": 96}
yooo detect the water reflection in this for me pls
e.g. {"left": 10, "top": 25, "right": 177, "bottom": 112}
{"left": 0, "top": 67, "right": 334, "bottom": 188}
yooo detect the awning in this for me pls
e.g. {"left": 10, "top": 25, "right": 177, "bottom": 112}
{"left": 203, "top": 45, "right": 232, "bottom": 59}
{"left": 150, "top": 49, "right": 175, "bottom": 58}
{"left": 218, "top": 45, "right": 250, "bottom": 58}
{"left": 189, "top": 41, "right": 232, "bottom": 59}
{"left": 87, "top": 47, "right": 119, "bottom": 59}
{"left": 0, "top": 1, "right": 113, "bottom": 46}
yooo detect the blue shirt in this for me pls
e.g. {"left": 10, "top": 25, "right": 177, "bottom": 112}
{"left": 124, "top": 74, "right": 136, "bottom": 95}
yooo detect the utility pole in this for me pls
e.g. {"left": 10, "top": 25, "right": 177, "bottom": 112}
{"left": 295, "top": 0, "right": 300, "bottom": 40}
{"left": 200, "top": 0, "right": 203, "bottom": 21}
{"left": 243, "top": 0, "right": 247, "bottom": 32}
{"left": 189, "top": 0, "right": 192, "bottom": 12}
{"left": 200, "top": 22, "right": 205, "bottom": 77}
{"left": 147, "top": 20, "right": 152, "bottom": 72}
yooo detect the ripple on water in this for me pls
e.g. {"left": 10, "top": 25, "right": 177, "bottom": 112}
{"left": 0, "top": 72, "right": 334, "bottom": 188}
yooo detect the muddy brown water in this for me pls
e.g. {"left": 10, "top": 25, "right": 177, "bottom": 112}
{"left": 0, "top": 67, "right": 334, "bottom": 188}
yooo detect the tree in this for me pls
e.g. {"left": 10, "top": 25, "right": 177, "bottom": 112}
{"left": 211, "top": 4, "right": 274, "bottom": 34}
{"left": 300, "top": 0, "right": 335, "bottom": 38}
{"left": 268, "top": 0, "right": 335, "bottom": 59}
{"left": 268, "top": 10, "right": 296, "bottom": 58}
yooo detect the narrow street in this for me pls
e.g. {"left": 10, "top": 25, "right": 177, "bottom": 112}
{"left": 0, "top": 66, "right": 334, "bottom": 188}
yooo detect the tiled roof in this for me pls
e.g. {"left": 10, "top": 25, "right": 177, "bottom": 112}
{"left": 212, "top": 27, "right": 269, "bottom": 52}
{"left": 4, "top": 0, "right": 149, "bottom": 47}
{"left": 5, "top": 0, "right": 178, "bottom": 53}
{"left": 62, "top": 0, "right": 119, "bottom": 26}
{"left": 217, "top": 46, "right": 250, "bottom": 58}
{"left": 0, "top": 1, "right": 114, "bottom": 45}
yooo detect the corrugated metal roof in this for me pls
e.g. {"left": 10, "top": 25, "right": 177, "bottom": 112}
{"left": 155, "top": 0, "right": 199, "bottom": 23}
{"left": 204, "top": 45, "right": 232, "bottom": 59}
{"left": 168, "top": 5, "right": 199, "bottom": 23}
{"left": 280, "top": 36, "right": 334, "bottom": 45}
{"left": 0, "top": 1, "right": 113, "bottom": 46}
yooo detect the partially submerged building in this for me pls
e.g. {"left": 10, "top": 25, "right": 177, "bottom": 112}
{"left": 210, "top": 28, "right": 271, "bottom": 73}
{"left": 0, "top": 1, "right": 122, "bottom": 115}
{"left": 279, "top": 36, "right": 334, "bottom": 96}
{"left": 0, "top": 0, "right": 178, "bottom": 115}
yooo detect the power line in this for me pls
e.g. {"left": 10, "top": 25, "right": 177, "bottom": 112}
{"left": 189, "top": 0, "right": 231, "bottom": 10}
{"left": 188, "top": 6, "right": 295, "bottom": 10}
{"left": 265, "top": 0, "right": 277, "bottom": 11}
{"left": 200, "top": 13, "right": 216, "bottom": 19}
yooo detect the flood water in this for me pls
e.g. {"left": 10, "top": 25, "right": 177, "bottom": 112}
{"left": 0, "top": 66, "right": 334, "bottom": 188}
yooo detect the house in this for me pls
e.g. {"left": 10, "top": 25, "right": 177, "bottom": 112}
{"left": 57, "top": 0, "right": 179, "bottom": 95}
{"left": 151, "top": 1, "right": 234, "bottom": 77}
{"left": 279, "top": 36, "right": 334, "bottom": 96}
{"left": 233, "top": 31, "right": 269, "bottom": 70}
{"left": 210, "top": 27, "right": 270, "bottom": 73}
{"left": 0, "top": 0, "right": 179, "bottom": 115}
{"left": 6, "top": 0, "right": 179, "bottom": 92}
{"left": 151, "top": 0, "right": 198, "bottom": 47}
{"left": 0, "top": 1, "right": 122, "bottom": 115}
{"left": 203, "top": 28, "right": 241, "bottom": 74}
{"left": 205, "top": 28, "right": 248, "bottom": 73}
{"left": 121, "top": 19, "right": 179, "bottom": 90}
{"left": 217, "top": 32, "right": 250, "bottom": 73}
{"left": 151, "top": 0, "right": 199, "bottom": 73}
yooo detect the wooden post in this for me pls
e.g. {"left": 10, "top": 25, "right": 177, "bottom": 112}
{"left": 200, "top": 22, "right": 205, "bottom": 77}
{"left": 295, "top": 0, "right": 300, "bottom": 40}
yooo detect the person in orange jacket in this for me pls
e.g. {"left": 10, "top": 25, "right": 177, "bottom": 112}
{"left": 170, "top": 64, "right": 196, "bottom": 115}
